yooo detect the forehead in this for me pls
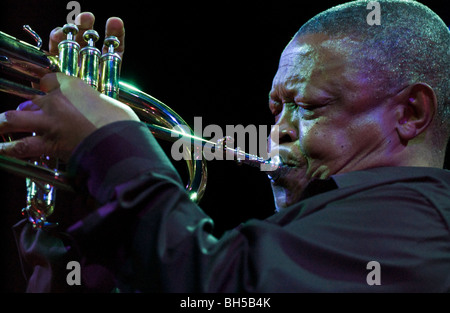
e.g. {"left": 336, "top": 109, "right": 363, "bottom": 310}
{"left": 272, "top": 35, "right": 360, "bottom": 96}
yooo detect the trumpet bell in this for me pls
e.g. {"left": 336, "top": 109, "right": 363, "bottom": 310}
{"left": 0, "top": 26, "right": 208, "bottom": 228}
{"left": 0, "top": 25, "right": 280, "bottom": 228}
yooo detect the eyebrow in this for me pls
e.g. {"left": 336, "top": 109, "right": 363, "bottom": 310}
{"left": 269, "top": 84, "right": 299, "bottom": 102}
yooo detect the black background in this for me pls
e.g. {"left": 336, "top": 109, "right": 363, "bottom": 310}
{"left": 0, "top": 0, "right": 448, "bottom": 292}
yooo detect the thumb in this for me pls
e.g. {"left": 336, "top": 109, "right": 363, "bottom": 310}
{"left": 39, "top": 73, "right": 63, "bottom": 93}
{"left": 0, "top": 135, "right": 48, "bottom": 159}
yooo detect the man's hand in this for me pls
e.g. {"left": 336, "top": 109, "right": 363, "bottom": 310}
{"left": 49, "top": 12, "right": 125, "bottom": 59}
{"left": 0, "top": 13, "right": 137, "bottom": 162}
{"left": 0, "top": 73, "right": 139, "bottom": 161}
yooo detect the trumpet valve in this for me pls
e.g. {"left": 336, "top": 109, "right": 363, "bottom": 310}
{"left": 80, "top": 30, "right": 101, "bottom": 89}
{"left": 104, "top": 36, "right": 120, "bottom": 53}
{"left": 58, "top": 24, "right": 80, "bottom": 76}
{"left": 83, "top": 29, "right": 99, "bottom": 46}
{"left": 100, "top": 36, "right": 121, "bottom": 99}
{"left": 62, "top": 23, "right": 78, "bottom": 40}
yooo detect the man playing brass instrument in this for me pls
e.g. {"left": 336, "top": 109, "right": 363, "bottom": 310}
{"left": 0, "top": 0, "right": 449, "bottom": 292}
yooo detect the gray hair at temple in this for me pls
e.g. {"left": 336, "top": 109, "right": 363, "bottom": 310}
{"left": 295, "top": 0, "right": 450, "bottom": 149}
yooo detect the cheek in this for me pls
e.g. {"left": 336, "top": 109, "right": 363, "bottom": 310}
{"left": 298, "top": 119, "right": 340, "bottom": 157}
{"left": 298, "top": 113, "right": 387, "bottom": 160}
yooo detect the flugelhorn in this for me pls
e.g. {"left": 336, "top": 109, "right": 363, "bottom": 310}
{"left": 0, "top": 24, "right": 281, "bottom": 228}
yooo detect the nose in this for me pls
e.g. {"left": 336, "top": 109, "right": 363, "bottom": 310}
{"left": 271, "top": 107, "right": 298, "bottom": 144}
{"left": 267, "top": 107, "right": 299, "bottom": 160}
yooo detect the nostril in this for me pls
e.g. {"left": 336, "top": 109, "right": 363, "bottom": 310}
{"left": 279, "top": 128, "right": 297, "bottom": 144}
{"left": 279, "top": 132, "right": 292, "bottom": 144}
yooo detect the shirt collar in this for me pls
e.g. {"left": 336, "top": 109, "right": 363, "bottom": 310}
{"left": 299, "top": 166, "right": 450, "bottom": 200}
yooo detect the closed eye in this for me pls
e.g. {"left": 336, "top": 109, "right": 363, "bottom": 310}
{"left": 296, "top": 97, "right": 337, "bottom": 110}
{"left": 297, "top": 102, "right": 326, "bottom": 110}
{"left": 269, "top": 99, "right": 283, "bottom": 116}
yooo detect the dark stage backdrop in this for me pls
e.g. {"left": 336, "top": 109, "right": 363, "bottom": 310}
{"left": 0, "top": 0, "right": 448, "bottom": 292}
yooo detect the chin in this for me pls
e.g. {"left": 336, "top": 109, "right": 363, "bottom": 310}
{"left": 270, "top": 168, "right": 309, "bottom": 211}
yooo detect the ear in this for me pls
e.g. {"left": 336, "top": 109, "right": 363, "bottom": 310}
{"left": 395, "top": 83, "right": 437, "bottom": 142}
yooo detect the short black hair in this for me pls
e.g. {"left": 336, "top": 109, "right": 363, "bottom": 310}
{"left": 295, "top": 0, "right": 450, "bottom": 144}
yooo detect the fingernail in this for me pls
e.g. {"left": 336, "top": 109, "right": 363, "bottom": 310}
{"left": 0, "top": 112, "right": 7, "bottom": 124}
{"left": 50, "top": 27, "right": 62, "bottom": 36}
{"left": 17, "top": 100, "right": 33, "bottom": 111}
{"left": 0, "top": 142, "right": 13, "bottom": 154}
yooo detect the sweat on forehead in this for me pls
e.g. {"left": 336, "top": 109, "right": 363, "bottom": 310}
{"left": 279, "top": 34, "right": 374, "bottom": 89}
{"left": 288, "top": 34, "right": 361, "bottom": 59}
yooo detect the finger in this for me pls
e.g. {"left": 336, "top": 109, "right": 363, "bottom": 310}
{"left": 49, "top": 27, "right": 64, "bottom": 55}
{"left": 49, "top": 12, "right": 95, "bottom": 55}
{"left": 0, "top": 110, "right": 45, "bottom": 134}
{"left": 17, "top": 100, "right": 41, "bottom": 112}
{"left": 0, "top": 136, "right": 47, "bottom": 159}
{"left": 74, "top": 12, "right": 96, "bottom": 47}
{"left": 39, "top": 73, "right": 61, "bottom": 93}
{"left": 103, "top": 17, "right": 125, "bottom": 58}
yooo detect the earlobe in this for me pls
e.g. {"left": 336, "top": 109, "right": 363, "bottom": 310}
{"left": 395, "top": 83, "right": 437, "bottom": 142}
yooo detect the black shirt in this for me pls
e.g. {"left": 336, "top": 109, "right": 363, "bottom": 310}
{"left": 15, "top": 121, "right": 450, "bottom": 292}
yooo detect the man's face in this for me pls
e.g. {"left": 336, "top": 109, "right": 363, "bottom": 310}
{"left": 268, "top": 33, "right": 399, "bottom": 210}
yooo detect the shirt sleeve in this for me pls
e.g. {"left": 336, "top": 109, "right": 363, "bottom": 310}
{"left": 65, "top": 121, "right": 229, "bottom": 291}
{"left": 65, "top": 121, "right": 310, "bottom": 292}
{"left": 52, "top": 121, "right": 450, "bottom": 292}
